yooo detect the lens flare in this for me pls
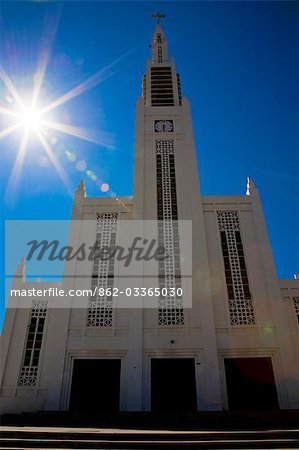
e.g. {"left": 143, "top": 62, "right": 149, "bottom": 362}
{"left": 101, "top": 183, "right": 109, "bottom": 192}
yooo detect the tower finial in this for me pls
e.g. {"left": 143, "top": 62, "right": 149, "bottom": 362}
{"left": 151, "top": 12, "right": 166, "bottom": 24}
{"left": 14, "top": 257, "right": 26, "bottom": 281}
{"left": 75, "top": 178, "right": 86, "bottom": 198}
{"left": 246, "top": 176, "right": 259, "bottom": 197}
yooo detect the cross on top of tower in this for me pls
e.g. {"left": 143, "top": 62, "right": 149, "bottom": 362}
{"left": 151, "top": 12, "right": 166, "bottom": 24}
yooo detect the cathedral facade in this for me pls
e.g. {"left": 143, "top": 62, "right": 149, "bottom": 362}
{"left": 1, "top": 24, "right": 299, "bottom": 414}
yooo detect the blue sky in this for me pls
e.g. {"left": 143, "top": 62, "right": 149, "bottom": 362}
{"left": 1, "top": 1, "right": 298, "bottom": 328}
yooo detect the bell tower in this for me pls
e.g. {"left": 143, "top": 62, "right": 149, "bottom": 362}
{"left": 133, "top": 18, "right": 202, "bottom": 220}
{"left": 133, "top": 17, "right": 222, "bottom": 409}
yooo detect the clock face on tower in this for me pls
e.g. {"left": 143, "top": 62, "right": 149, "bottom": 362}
{"left": 154, "top": 120, "right": 174, "bottom": 133}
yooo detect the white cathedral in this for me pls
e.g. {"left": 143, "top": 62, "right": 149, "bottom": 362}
{"left": 1, "top": 23, "right": 299, "bottom": 415}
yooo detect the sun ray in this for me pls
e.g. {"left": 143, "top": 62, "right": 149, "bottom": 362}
{"left": 0, "top": 106, "right": 20, "bottom": 119}
{"left": 39, "top": 46, "right": 139, "bottom": 116}
{"left": 6, "top": 129, "right": 30, "bottom": 197}
{"left": 35, "top": 128, "right": 73, "bottom": 193}
{"left": 31, "top": 33, "right": 57, "bottom": 108}
{"left": 0, "top": 67, "right": 25, "bottom": 111}
{"left": 31, "top": 12, "right": 60, "bottom": 109}
{"left": 0, "top": 123, "right": 22, "bottom": 140}
{"left": 39, "top": 68, "right": 113, "bottom": 116}
{"left": 40, "top": 119, "right": 115, "bottom": 149}
{"left": 31, "top": 50, "right": 50, "bottom": 110}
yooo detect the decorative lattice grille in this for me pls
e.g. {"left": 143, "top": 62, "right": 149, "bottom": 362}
{"left": 217, "top": 211, "right": 255, "bottom": 325}
{"left": 18, "top": 300, "right": 48, "bottom": 386}
{"left": 86, "top": 212, "right": 118, "bottom": 327}
{"left": 292, "top": 297, "right": 299, "bottom": 324}
{"left": 156, "top": 140, "right": 184, "bottom": 325}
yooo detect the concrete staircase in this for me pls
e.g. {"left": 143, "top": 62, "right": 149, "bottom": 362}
{"left": 1, "top": 426, "right": 299, "bottom": 449}
{"left": 1, "top": 411, "right": 299, "bottom": 449}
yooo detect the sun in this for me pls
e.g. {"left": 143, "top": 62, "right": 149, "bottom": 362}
{"left": 0, "top": 63, "right": 116, "bottom": 196}
{"left": 0, "top": 38, "right": 137, "bottom": 198}
{"left": 18, "top": 105, "right": 42, "bottom": 131}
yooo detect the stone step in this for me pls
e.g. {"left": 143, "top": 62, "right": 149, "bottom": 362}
{"left": 1, "top": 428, "right": 299, "bottom": 450}
{"left": 2, "top": 428, "right": 299, "bottom": 441}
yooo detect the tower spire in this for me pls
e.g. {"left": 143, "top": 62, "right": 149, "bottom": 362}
{"left": 150, "top": 22, "right": 168, "bottom": 63}
{"left": 142, "top": 14, "right": 182, "bottom": 106}
{"left": 150, "top": 11, "right": 168, "bottom": 63}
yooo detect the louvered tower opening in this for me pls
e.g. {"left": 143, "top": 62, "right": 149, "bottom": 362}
{"left": 151, "top": 67, "right": 174, "bottom": 106}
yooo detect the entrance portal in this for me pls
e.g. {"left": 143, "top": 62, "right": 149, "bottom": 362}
{"left": 69, "top": 359, "right": 121, "bottom": 412}
{"left": 151, "top": 358, "right": 197, "bottom": 412}
{"left": 224, "top": 357, "right": 279, "bottom": 410}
